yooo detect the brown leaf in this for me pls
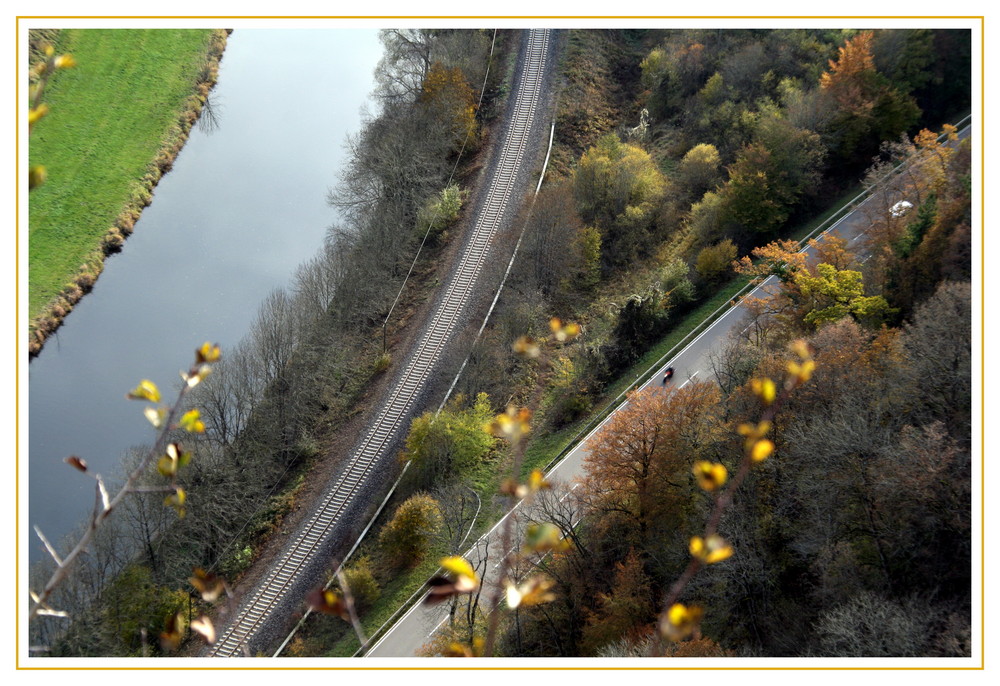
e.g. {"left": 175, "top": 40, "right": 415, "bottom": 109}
{"left": 159, "top": 611, "right": 185, "bottom": 652}
{"left": 306, "top": 588, "right": 349, "bottom": 620}
{"left": 423, "top": 576, "right": 461, "bottom": 606}
{"left": 189, "top": 568, "right": 225, "bottom": 603}
{"left": 64, "top": 456, "right": 87, "bottom": 472}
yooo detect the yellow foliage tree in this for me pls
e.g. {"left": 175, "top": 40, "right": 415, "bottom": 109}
{"left": 574, "top": 134, "right": 666, "bottom": 269}
{"left": 420, "top": 61, "right": 478, "bottom": 151}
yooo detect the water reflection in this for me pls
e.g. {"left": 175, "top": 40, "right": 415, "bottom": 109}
{"left": 28, "top": 29, "right": 383, "bottom": 562}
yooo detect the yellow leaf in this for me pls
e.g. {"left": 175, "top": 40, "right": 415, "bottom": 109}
{"left": 127, "top": 379, "right": 161, "bottom": 403}
{"left": 660, "top": 603, "right": 703, "bottom": 641}
{"left": 28, "top": 165, "right": 47, "bottom": 190}
{"left": 689, "top": 534, "right": 733, "bottom": 564}
{"left": 181, "top": 365, "right": 212, "bottom": 388}
{"left": 164, "top": 488, "right": 186, "bottom": 517}
{"left": 750, "top": 377, "right": 776, "bottom": 405}
{"left": 789, "top": 339, "right": 811, "bottom": 360}
{"left": 505, "top": 576, "right": 556, "bottom": 609}
{"left": 527, "top": 469, "right": 550, "bottom": 492}
{"left": 750, "top": 439, "right": 775, "bottom": 463}
{"left": 512, "top": 335, "right": 541, "bottom": 358}
{"left": 549, "top": 317, "right": 581, "bottom": 342}
{"left": 190, "top": 568, "right": 225, "bottom": 602}
{"left": 157, "top": 455, "right": 178, "bottom": 477}
{"left": 196, "top": 342, "right": 221, "bottom": 364}
{"left": 692, "top": 460, "right": 727, "bottom": 491}
{"left": 487, "top": 406, "right": 531, "bottom": 442}
{"left": 28, "top": 104, "right": 49, "bottom": 127}
{"left": 159, "top": 611, "right": 185, "bottom": 652}
{"left": 306, "top": 588, "right": 349, "bottom": 620}
{"left": 178, "top": 409, "right": 205, "bottom": 433}
{"left": 523, "top": 522, "right": 571, "bottom": 555}
{"left": 440, "top": 556, "right": 477, "bottom": 583}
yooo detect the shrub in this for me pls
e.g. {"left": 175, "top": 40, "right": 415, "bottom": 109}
{"left": 416, "top": 183, "right": 466, "bottom": 243}
{"left": 378, "top": 493, "right": 442, "bottom": 570}
{"left": 339, "top": 556, "right": 380, "bottom": 614}
{"left": 695, "top": 239, "right": 737, "bottom": 284}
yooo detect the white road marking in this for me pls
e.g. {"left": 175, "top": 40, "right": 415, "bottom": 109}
{"left": 678, "top": 370, "right": 699, "bottom": 389}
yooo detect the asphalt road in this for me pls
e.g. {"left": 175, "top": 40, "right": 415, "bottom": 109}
{"left": 364, "top": 123, "right": 972, "bottom": 658}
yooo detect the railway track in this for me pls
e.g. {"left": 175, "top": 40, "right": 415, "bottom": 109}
{"left": 207, "top": 28, "right": 552, "bottom": 657}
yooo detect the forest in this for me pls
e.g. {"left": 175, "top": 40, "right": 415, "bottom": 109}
{"left": 459, "top": 28, "right": 973, "bottom": 658}
{"left": 28, "top": 27, "right": 973, "bottom": 659}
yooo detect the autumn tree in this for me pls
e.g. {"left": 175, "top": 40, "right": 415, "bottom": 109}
{"left": 574, "top": 133, "right": 666, "bottom": 271}
{"left": 607, "top": 291, "right": 665, "bottom": 369}
{"left": 415, "top": 183, "right": 466, "bottom": 244}
{"left": 676, "top": 142, "right": 722, "bottom": 200}
{"left": 793, "top": 263, "right": 894, "bottom": 328}
{"left": 733, "top": 237, "right": 890, "bottom": 332}
{"left": 819, "top": 31, "right": 920, "bottom": 167}
{"left": 751, "top": 112, "right": 826, "bottom": 208}
{"left": 718, "top": 144, "right": 794, "bottom": 239}
{"left": 337, "top": 556, "right": 381, "bottom": 615}
{"left": 659, "top": 257, "right": 696, "bottom": 311}
{"left": 685, "top": 189, "right": 726, "bottom": 247}
{"left": 582, "top": 383, "right": 726, "bottom": 556}
{"left": 716, "top": 119, "right": 824, "bottom": 243}
{"left": 857, "top": 126, "right": 969, "bottom": 316}
{"left": 420, "top": 61, "right": 479, "bottom": 152}
{"left": 580, "top": 549, "right": 656, "bottom": 654}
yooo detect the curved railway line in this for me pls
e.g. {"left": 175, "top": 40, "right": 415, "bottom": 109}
{"left": 207, "top": 28, "right": 553, "bottom": 658}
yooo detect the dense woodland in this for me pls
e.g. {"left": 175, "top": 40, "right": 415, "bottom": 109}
{"left": 412, "top": 27, "right": 972, "bottom": 658}
{"left": 30, "top": 27, "right": 972, "bottom": 659}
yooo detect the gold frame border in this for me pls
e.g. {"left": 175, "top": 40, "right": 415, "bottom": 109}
{"left": 15, "top": 14, "right": 986, "bottom": 673}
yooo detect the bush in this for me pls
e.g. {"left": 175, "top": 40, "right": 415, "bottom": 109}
{"left": 339, "top": 555, "right": 380, "bottom": 615}
{"left": 659, "top": 257, "right": 696, "bottom": 310}
{"left": 695, "top": 239, "right": 737, "bottom": 284}
{"left": 378, "top": 493, "right": 442, "bottom": 570}
{"left": 416, "top": 183, "right": 466, "bottom": 243}
{"left": 372, "top": 351, "right": 391, "bottom": 374}
{"left": 404, "top": 393, "right": 495, "bottom": 488}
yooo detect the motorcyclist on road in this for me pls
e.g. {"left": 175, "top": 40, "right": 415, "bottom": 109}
{"left": 662, "top": 367, "right": 674, "bottom": 384}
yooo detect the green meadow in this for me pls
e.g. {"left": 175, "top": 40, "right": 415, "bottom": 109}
{"left": 28, "top": 29, "right": 218, "bottom": 324}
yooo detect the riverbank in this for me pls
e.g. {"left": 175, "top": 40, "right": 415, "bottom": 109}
{"left": 27, "top": 28, "right": 229, "bottom": 357}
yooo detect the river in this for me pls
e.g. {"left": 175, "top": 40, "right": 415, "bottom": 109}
{"left": 27, "top": 29, "right": 384, "bottom": 563}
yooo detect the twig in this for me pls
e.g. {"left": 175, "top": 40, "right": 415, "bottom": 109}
{"left": 29, "top": 372, "right": 198, "bottom": 620}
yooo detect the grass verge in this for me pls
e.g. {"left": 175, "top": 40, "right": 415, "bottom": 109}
{"left": 27, "top": 28, "right": 227, "bottom": 355}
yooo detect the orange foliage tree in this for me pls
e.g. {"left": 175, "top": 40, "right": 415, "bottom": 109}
{"left": 820, "top": 31, "right": 919, "bottom": 163}
{"left": 420, "top": 61, "right": 478, "bottom": 152}
{"left": 582, "top": 382, "right": 726, "bottom": 545}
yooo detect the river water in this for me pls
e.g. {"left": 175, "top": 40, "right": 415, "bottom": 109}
{"left": 27, "top": 29, "right": 384, "bottom": 563}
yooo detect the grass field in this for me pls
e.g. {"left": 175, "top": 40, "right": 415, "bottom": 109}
{"left": 28, "top": 29, "right": 219, "bottom": 325}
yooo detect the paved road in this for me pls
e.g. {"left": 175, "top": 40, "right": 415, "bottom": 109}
{"left": 364, "top": 123, "right": 972, "bottom": 658}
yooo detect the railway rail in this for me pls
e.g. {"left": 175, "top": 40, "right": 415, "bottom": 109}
{"left": 207, "top": 28, "right": 552, "bottom": 657}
